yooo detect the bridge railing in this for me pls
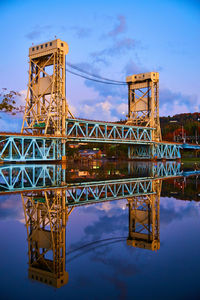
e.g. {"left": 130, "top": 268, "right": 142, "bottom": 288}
{"left": 66, "top": 119, "right": 153, "bottom": 143}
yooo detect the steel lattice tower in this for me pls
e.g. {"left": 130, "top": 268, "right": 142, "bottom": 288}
{"left": 126, "top": 72, "right": 161, "bottom": 142}
{"left": 21, "top": 189, "right": 70, "bottom": 288}
{"left": 22, "top": 39, "right": 74, "bottom": 135}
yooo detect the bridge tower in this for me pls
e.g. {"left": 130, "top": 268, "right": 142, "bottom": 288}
{"left": 21, "top": 189, "right": 72, "bottom": 288}
{"left": 127, "top": 179, "right": 161, "bottom": 251}
{"left": 126, "top": 72, "right": 161, "bottom": 142}
{"left": 21, "top": 39, "right": 74, "bottom": 136}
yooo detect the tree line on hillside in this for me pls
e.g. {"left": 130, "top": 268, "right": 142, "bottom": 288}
{"left": 160, "top": 113, "right": 200, "bottom": 141}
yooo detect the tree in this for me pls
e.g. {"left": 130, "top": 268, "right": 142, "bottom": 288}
{"left": 0, "top": 88, "right": 22, "bottom": 115}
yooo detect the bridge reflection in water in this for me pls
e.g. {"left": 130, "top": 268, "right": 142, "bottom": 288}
{"left": 21, "top": 182, "right": 161, "bottom": 288}
{"left": 1, "top": 162, "right": 199, "bottom": 288}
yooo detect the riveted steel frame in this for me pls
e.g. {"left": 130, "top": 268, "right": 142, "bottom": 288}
{"left": 0, "top": 135, "right": 62, "bottom": 161}
{"left": 128, "top": 144, "right": 152, "bottom": 159}
{"left": 154, "top": 143, "right": 181, "bottom": 159}
{"left": 126, "top": 76, "right": 161, "bottom": 142}
{"left": 66, "top": 118, "right": 153, "bottom": 144}
{"left": 22, "top": 43, "right": 74, "bottom": 135}
{"left": 128, "top": 143, "right": 181, "bottom": 160}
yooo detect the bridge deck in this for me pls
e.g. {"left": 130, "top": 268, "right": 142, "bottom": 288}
{"left": 0, "top": 118, "right": 199, "bottom": 162}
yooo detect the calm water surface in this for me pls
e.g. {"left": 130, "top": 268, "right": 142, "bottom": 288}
{"left": 0, "top": 161, "right": 200, "bottom": 300}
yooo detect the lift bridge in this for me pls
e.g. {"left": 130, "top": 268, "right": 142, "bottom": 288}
{"left": 1, "top": 38, "right": 199, "bottom": 162}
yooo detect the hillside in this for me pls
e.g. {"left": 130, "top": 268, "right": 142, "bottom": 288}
{"left": 160, "top": 112, "right": 200, "bottom": 142}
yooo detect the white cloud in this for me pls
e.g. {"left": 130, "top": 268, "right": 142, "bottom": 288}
{"left": 93, "top": 199, "right": 127, "bottom": 217}
{"left": 116, "top": 103, "right": 127, "bottom": 116}
{"left": 80, "top": 100, "right": 117, "bottom": 121}
{"left": 159, "top": 88, "right": 200, "bottom": 116}
{"left": 160, "top": 102, "right": 190, "bottom": 116}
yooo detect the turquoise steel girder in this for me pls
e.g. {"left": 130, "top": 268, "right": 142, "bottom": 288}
{"left": 154, "top": 143, "right": 181, "bottom": 159}
{"left": 181, "top": 143, "right": 200, "bottom": 150}
{"left": 0, "top": 135, "right": 62, "bottom": 161}
{"left": 66, "top": 119, "right": 153, "bottom": 144}
{"left": 0, "top": 119, "right": 193, "bottom": 163}
{"left": 128, "top": 145, "right": 152, "bottom": 159}
{"left": 128, "top": 143, "right": 181, "bottom": 160}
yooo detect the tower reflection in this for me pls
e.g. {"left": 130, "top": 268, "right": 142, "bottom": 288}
{"left": 21, "top": 177, "right": 162, "bottom": 288}
{"left": 127, "top": 180, "right": 161, "bottom": 251}
{"left": 21, "top": 190, "right": 72, "bottom": 288}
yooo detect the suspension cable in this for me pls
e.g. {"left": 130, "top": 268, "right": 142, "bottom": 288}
{"left": 67, "top": 62, "right": 126, "bottom": 84}
{"left": 66, "top": 69, "right": 127, "bottom": 85}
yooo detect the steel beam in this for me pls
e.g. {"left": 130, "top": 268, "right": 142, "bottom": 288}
{"left": 0, "top": 135, "right": 62, "bottom": 161}
{"left": 128, "top": 143, "right": 181, "bottom": 160}
{"left": 66, "top": 119, "right": 153, "bottom": 143}
{"left": 154, "top": 143, "right": 181, "bottom": 159}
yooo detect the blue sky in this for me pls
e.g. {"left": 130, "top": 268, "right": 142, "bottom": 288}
{"left": 0, "top": 0, "right": 199, "bottom": 131}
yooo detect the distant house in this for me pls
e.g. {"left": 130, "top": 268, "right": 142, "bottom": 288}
{"left": 79, "top": 149, "right": 102, "bottom": 159}
{"left": 68, "top": 144, "right": 79, "bottom": 149}
{"left": 78, "top": 171, "right": 90, "bottom": 176}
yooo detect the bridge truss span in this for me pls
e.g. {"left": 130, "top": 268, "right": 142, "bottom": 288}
{"left": 128, "top": 142, "right": 182, "bottom": 160}
{"left": 0, "top": 135, "right": 62, "bottom": 161}
{"left": 154, "top": 142, "right": 181, "bottom": 160}
{"left": 66, "top": 118, "right": 153, "bottom": 144}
